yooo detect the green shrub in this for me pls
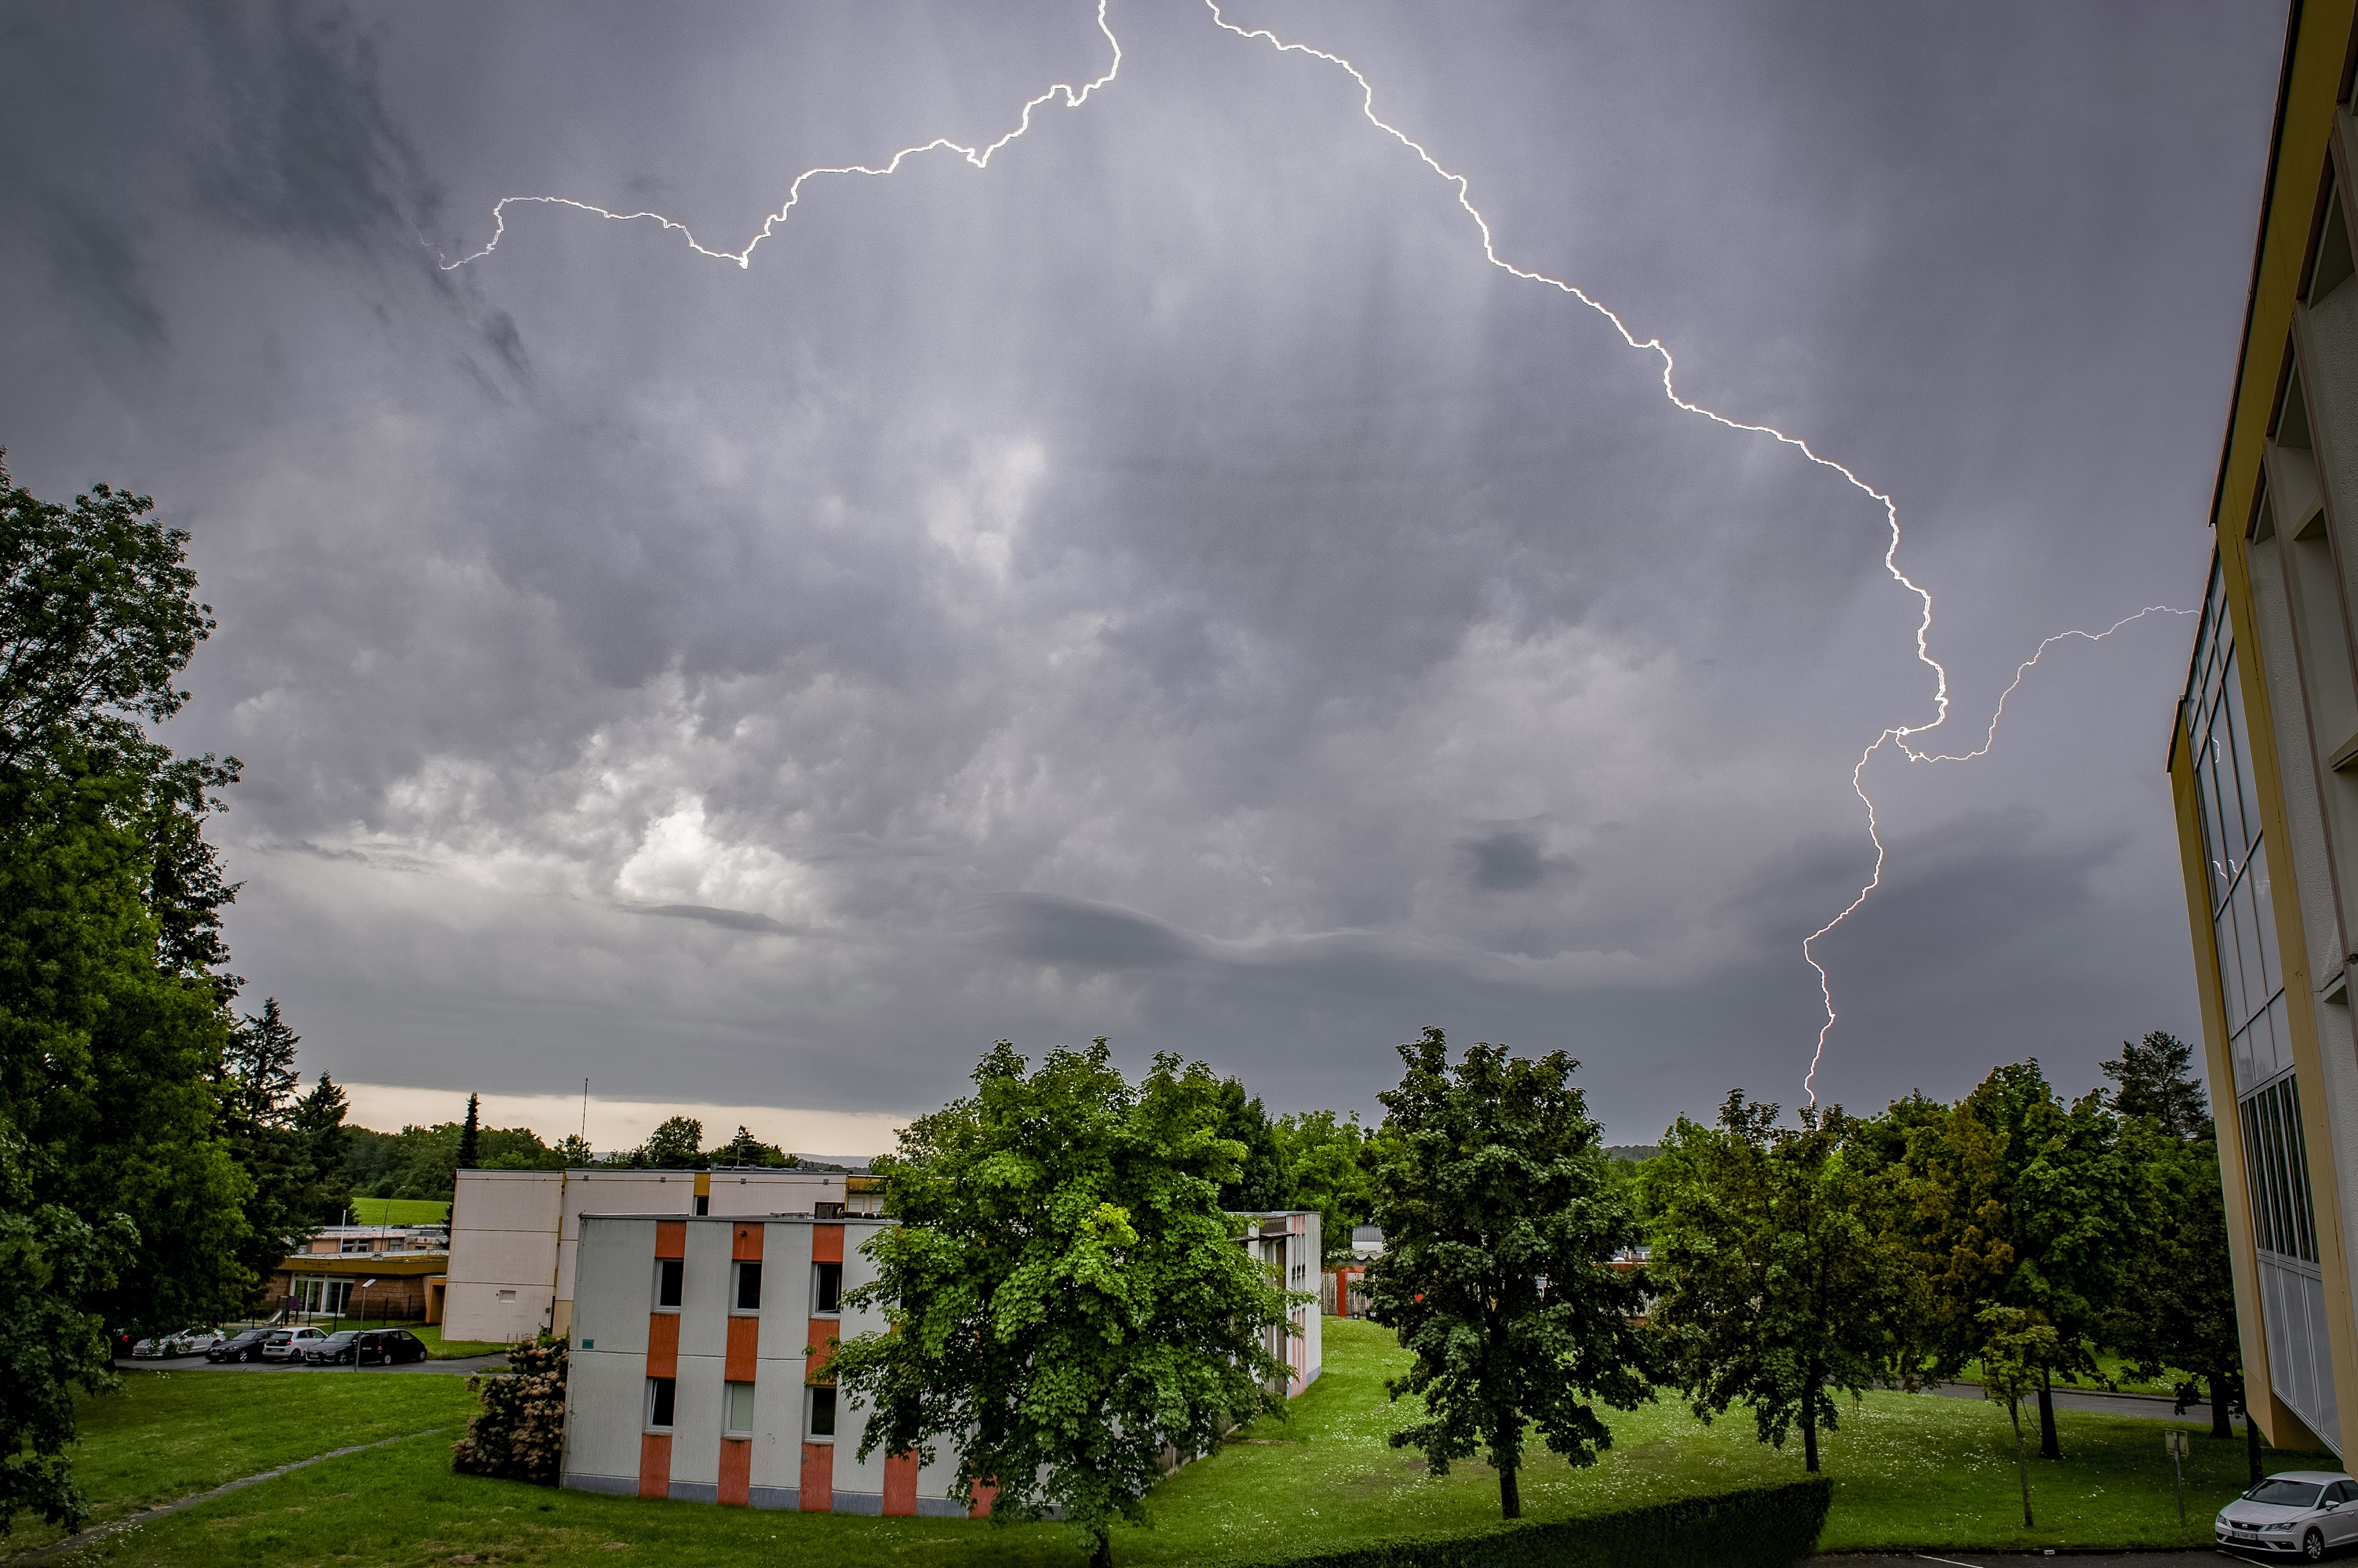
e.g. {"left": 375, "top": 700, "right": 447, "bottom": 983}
{"left": 451, "top": 1338, "right": 567, "bottom": 1484}
{"left": 1242, "top": 1477, "right": 1832, "bottom": 1568}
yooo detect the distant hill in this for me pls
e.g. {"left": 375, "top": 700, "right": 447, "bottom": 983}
{"left": 1604, "top": 1144, "right": 1659, "bottom": 1163}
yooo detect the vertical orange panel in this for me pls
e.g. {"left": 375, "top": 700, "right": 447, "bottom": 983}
{"left": 969, "top": 1479, "right": 998, "bottom": 1519}
{"left": 733, "top": 1223, "right": 764, "bottom": 1261}
{"left": 693, "top": 1171, "right": 712, "bottom": 1198}
{"left": 646, "top": 1313, "right": 679, "bottom": 1379}
{"left": 725, "top": 1315, "right": 759, "bottom": 1381}
{"left": 800, "top": 1441, "right": 834, "bottom": 1511}
{"left": 654, "top": 1220, "right": 686, "bottom": 1258}
{"left": 882, "top": 1451, "right": 918, "bottom": 1516}
{"left": 637, "top": 1432, "right": 672, "bottom": 1499}
{"left": 718, "top": 1438, "right": 751, "bottom": 1506}
{"left": 806, "top": 1318, "right": 839, "bottom": 1379}
{"left": 812, "top": 1224, "right": 844, "bottom": 1264}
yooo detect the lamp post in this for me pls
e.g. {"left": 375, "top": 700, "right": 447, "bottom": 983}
{"left": 354, "top": 1280, "right": 376, "bottom": 1371}
{"left": 2166, "top": 1429, "right": 2187, "bottom": 1523}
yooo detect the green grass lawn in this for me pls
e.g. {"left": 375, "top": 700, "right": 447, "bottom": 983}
{"left": 9, "top": 1317, "right": 2332, "bottom": 1567}
{"left": 344, "top": 1197, "right": 451, "bottom": 1226}
{"left": 0, "top": 1369, "right": 478, "bottom": 1556}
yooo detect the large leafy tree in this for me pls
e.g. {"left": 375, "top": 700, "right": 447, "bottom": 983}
{"left": 1273, "top": 1108, "right": 1374, "bottom": 1264}
{"left": 1884, "top": 1061, "right": 2150, "bottom": 1459}
{"left": 0, "top": 458, "right": 253, "bottom": 1528}
{"left": 1366, "top": 1028, "right": 1651, "bottom": 1520}
{"left": 833, "top": 1039, "right": 1294, "bottom": 1568}
{"left": 1213, "top": 1076, "right": 1291, "bottom": 1212}
{"left": 1639, "top": 1092, "right": 1916, "bottom": 1472}
{"left": 2100, "top": 1035, "right": 2239, "bottom": 1439}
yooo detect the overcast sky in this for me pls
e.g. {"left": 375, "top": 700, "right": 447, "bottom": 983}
{"left": 0, "top": 1, "right": 2285, "bottom": 1146}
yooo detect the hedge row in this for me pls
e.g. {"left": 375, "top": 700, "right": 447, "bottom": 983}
{"left": 1240, "top": 1476, "right": 1834, "bottom": 1568}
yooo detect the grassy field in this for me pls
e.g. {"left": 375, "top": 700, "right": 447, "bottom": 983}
{"left": 6, "top": 1317, "right": 2330, "bottom": 1566}
{"left": 344, "top": 1197, "right": 451, "bottom": 1226}
{"left": 0, "top": 1370, "right": 478, "bottom": 1556}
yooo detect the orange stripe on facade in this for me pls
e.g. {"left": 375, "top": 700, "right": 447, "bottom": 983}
{"left": 812, "top": 1223, "right": 843, "bottom": 1264}
{"left": 725, "top": 1314, "right": 759, "bottom": 1381}
{"left": 806, "top": 1318, "right": 839, "bottom": 1379}
{"left": 883, "top": 1451, "right": 919, "bottom": 1516}
{"left": 654, "top": 1220, "right": 686, "bottom": 1258}
{"left": 800, "top": 1441, "right": 834, "bottom": 1511}
{"left": 637, "top": 1432, "right": 672, "bottom": 1499}
{"left": 646, "top": 1312, "right": 678, "bottom": 1379}
{"left": 718, "top": 1437, "right": 751, "bottom": 1507}
{"left": 969, "top": 1478, "right": 998, "bottom": 1520}
{"left": 732, "top": 1222, "right": 763, "bottom": 1261}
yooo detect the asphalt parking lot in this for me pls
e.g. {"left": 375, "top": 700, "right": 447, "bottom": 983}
{"left": 1814, "top": 1554, "right": 2298, "bottom": 1567}
{"left": 115, "top": 1352, "right": 506, "bottom": 1375}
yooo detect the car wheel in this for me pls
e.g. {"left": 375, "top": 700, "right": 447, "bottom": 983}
{"left": 2304, "top": 1526, "right": 2326, "bottom": 1561}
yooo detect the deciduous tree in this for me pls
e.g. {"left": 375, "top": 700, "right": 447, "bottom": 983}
{"left": 1366, "top": 1027, "right": 1651, "bottom": 1520}
{"left": 833, "top": 1039, "right": 1295, "bottom": 1568}
{"left": 1639, "top": 1092, "right": 1916, "bottom": 1472}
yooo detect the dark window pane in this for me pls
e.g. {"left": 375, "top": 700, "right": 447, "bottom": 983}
{"left": 650, "top": 1377, "right": 676, "bottom": 1428}
{"left": 737, "top": 1262, "right": 763, "bottom": 1312}
{"left": 695, "top": 1196, "right": 710, "bottom": 1216}
{"left": 657, "top": 1258, "right": 684, "bottom": 1308}
{"left": 815, "top": 1262, "right": 842, "bottom": 1313}
{"left": 809, "top": 1385, "right": 836, "bottom": 1437}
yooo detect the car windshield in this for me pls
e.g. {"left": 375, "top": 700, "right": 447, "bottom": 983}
{"left": 2248, "top": 1479, "right": 2327, "bottom": 1507}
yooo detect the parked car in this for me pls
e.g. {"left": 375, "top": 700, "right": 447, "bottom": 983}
{"left": 303, "top": 1328, "right": 428, "bottom": 1367}
{"left": 2216, "top": 1470, "right": 2358, "bottom": 1559}
{"left": 259, "top": 1326, "right": 327, "bottom": 1363}
{"left": 129, "top": 1328, "right": 218, "bottom": 1359}
{"left": 208, "top": 1328, "right": 274, "bottom": 1363}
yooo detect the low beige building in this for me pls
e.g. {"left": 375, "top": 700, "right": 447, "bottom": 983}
{"left": 443, "top": 1167, "right": 872, "bottom": 1343}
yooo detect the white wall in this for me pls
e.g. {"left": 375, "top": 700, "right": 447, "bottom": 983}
{"left": 442, "top": 1170, "right": 565, "bottom": 1343}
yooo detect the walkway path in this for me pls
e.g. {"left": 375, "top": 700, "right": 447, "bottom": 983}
{"left": 1929, "top": 1382, "right": 2229, "bottom": 1425}
{"left": 10, "top": 1427, "right": 451, "bottom": 1563}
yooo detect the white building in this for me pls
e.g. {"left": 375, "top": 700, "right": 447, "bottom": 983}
{"left": 558, "top": 1207, "right": 1323, "bottom": 1512}
{"left": 443, "top": 1166, "right": 874, "bottom": 1344}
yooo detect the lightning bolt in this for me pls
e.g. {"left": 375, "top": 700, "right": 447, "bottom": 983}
{"left": 441, "top": 0, "right": 2188, "bottom": 1103}
{"left": 437, "top": 1, "right": 1122, "bottom": 270}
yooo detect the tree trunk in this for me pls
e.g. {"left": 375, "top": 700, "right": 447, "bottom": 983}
{"left": 2008, "top": 1400, "right": 2033, "bottom": 1528}
{"left": 1500, "top": 1464, "right": 1521, "bottom": 1520}
{"left": 1802, "top": 1371, "right": 1820, "bottom": 1474}
{"left": 1091, "top": 1526, "right": 1112, "bottom": 1568}
{"left": 2210, "top": 1371, "right": 2233, "bottom": 1441}
{"left": 2036, "top": 1366, "right": 2059, "bottom": 1460}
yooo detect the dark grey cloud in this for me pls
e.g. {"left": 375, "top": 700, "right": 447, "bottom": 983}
{"left": 0, "top": 0, "right": 2282, "bottom": 1138}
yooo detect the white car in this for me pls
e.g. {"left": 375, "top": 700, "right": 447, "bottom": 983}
{"left": 129, "top": 1326, "right": 222, "bottom": 1359}
{"left": 2217, "top": 1470, "right": 2358, "bottom": 1559}
{"left": 259, "top": 1326, "right": 327, "bottom": 1363}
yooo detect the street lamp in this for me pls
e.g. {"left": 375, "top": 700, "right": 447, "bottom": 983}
{"left": 354, "top": 1280, "right": 377, "bottom": 1371}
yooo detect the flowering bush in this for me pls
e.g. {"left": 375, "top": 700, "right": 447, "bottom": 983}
{"left": 451, "top": 1337, "right": 567, "bottom": 1484}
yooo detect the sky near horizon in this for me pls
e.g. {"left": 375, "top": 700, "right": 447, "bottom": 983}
{"left": 0, "top": 1, "right": 2287, "bottom": 1148}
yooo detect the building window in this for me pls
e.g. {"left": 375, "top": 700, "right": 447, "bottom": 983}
{"left": 724, "top": 1381, "right": 755, "bottom": 1435}
{"left": 734, "top": 1262, "right": 763, "bottom": 1312}
{"left": 291, "top": 1276, "right": 354, "bottom": 1316}
{"left": 807, "top": 1385, "right": 836, "bottom": 1439}
{"left": 2242, "top": 1075, "right": 2322, "bottom": 1264}
{"left": 815, "top": 1201, "right": 846, "bottom": 1219}
{"left": 812, "top": 1262, "right": 842, "bottom": 1314}
{"left": 647, "top": 1377, "right": 676, "bottom": 1429}
{"left": 2184, "top": 558, "right": 2289, "bottom": 1093}
{"left": 655, "top": 1257, "right": 684, "bottom": 1309}
{"left": 694, "top": 1195, "right": 710, "bottom": 1216}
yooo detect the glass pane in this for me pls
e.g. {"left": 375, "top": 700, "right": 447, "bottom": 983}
{"left": 2215, "top": 890, "right": 2250, "bottom": 1033}
{"left": 2289, "top": 1078, "right": 2319, "bottom": 1262}
{"left": 727, "top": 1381, "right": 755, "bottom": 1433}
{"left": 736, "top": 1262, "right": 763, "bottom": 1312}
{"left": 2198, "top": 725, "right": 2235, "bottom": 908}
{"left": 809, "top": 1386, "right": 836, "bottom": 1438}
{"left": 2242, "top": 1100, "right": 2274, "bottom": 1252}
{"left": 2250, "top": 839, "right": 2283, "bottom": 1003}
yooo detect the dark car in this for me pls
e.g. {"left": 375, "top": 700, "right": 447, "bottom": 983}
{"left": 303, "top": 1328, "right": 428, "bottom": 1367}
{"left": 206, "top": 1328, "right": 274, "bottom": 1363}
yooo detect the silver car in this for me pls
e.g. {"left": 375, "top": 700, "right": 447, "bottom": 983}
{"left": 2217, "top": 1470, "right": 2358, "bottom": 1559}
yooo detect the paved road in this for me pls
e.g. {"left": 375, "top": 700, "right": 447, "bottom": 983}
{"left": 1930, "top": 1383, "right": 2234, "bottom": 1426}
{"left": 115, "top": 1352, "right": 507, "bottom": 1375}
{"left": 1814, "top": 1555, "right": 2251, "bottom": 1567}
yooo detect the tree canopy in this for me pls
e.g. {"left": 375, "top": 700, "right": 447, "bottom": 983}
{"left": 1366, "top": 1028, "right": 1651, "bottom": 1520}
{"left": 832, "top": 1039, "right": 1295, "bottom": 1568}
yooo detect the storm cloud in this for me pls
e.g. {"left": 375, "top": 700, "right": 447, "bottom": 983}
{"left": 0, "top": 0, "right": 2282, "bottom": 1140}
